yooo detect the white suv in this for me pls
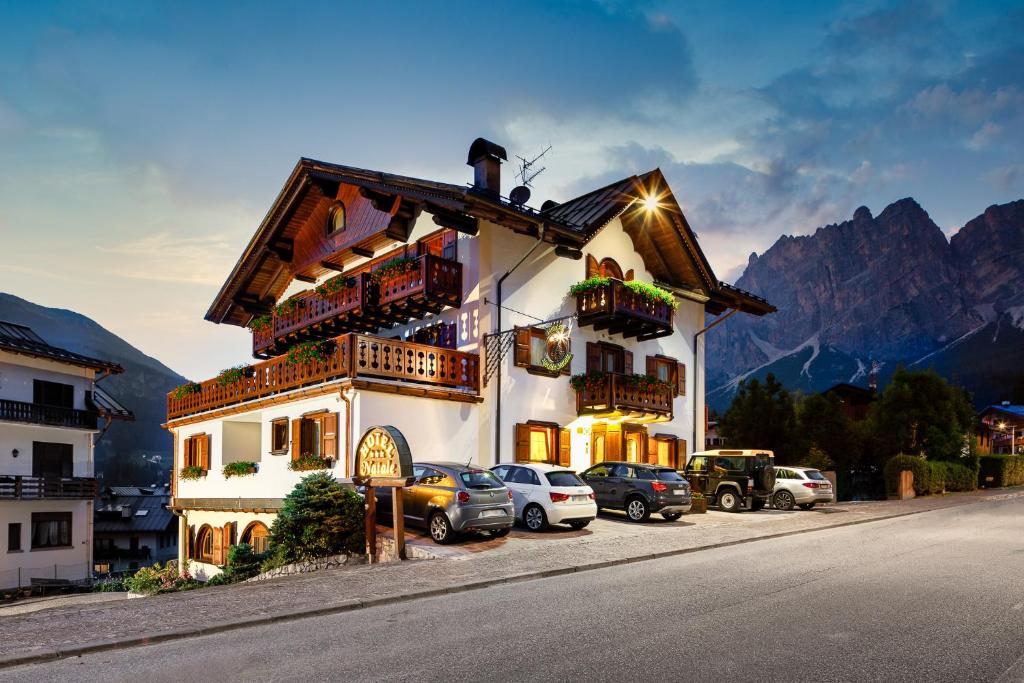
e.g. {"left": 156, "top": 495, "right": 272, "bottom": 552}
{"left": 491, "top": 463, "right": 598, "bottom": 531}
{"left": 772, "top": 466, "right": 835, "bottom": 510}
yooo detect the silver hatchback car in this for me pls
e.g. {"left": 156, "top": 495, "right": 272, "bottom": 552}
{"left": 375, "top": 462, "right": 515, "bottom": 544}
{"left": 772, "top": 466, "right": 835, "bottom": 510}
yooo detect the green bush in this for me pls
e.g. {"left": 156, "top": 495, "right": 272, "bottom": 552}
{"left": 979, "top": 454, "right": 1024, "bottom": 488}
{"left": 224, "top": 543, "right": 265, "bottom": 581}
{"left": 265, "top": 472, "right": 365, "bottom": 567}
{"left": 928, "top": 461, "right": 947, "bottom": 494}
{"left": 883, "top": 454, "right": 930, "bottom": 497}
{"left": 92, "top": 577, "right": 125, "bottom": 592}
{"left": 123, "top": 561, "right": 194, "bottom": 595}
{"left": 943, "top": 462, "right": 978, "bottom": 492}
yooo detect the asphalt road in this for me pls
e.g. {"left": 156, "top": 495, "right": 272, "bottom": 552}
{"left": 8, "top": 497, "right": 1024, "bottom": 683}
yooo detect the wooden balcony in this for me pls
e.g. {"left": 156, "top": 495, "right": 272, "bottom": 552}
{"left": 0, "top": 399, "right": 98, "bottom": 430}
{"left": 575, "top": 373, "right": 673, "bottom": 422}
{"left": 169, "top": 333, "right": 480, "bottom": 420}
{"left": 0, "top": 475, "right": 99, "bottom": 500}
{"left": 576, "top": 279, "right": 674, "bottom": 340}
{"left": 253, "top": 255, "right": 462, "bottom": 357}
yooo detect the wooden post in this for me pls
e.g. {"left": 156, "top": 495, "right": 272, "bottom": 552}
{"left": 392, "top": 490, "right": 406, "bottom": 561}
{"left": 365, "top": 485, "right": 377, "bottom": 564}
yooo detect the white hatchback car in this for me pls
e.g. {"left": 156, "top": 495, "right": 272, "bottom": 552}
{"left": 772, "top": 466, "right": 835, "bottom": 510}
{"left": 491, "top": 463, "right": 598, "bottom": 531}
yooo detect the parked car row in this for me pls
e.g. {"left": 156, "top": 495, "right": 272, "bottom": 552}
{"left": 374, "top": 450, "right": 833, "bottom": 545}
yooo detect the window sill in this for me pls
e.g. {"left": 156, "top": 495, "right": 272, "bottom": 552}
{"left": 270, "top": 449, "right": 289, "bottom": 456}
{"left": 30, "top": 545, "right": 74, "bottom": 552}
{"left": 7, "top": 549, "right": 23, "bottom": 554}
{"left": 523, "top": 365, "right": 562, "bottom": 379}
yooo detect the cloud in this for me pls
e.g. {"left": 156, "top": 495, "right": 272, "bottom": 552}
{"left": 984, "top": 165, "right": 1024, "bottom": 192}
{"left": 966, "top": 121, "right": 1003, "bottom": 150}
{"left": 98, "top": 233, "right": 236, "bottom": 286}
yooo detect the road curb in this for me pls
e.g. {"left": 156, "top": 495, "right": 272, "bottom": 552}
{"left": 2, "top": 489, "right": 1021, "bottom": 671}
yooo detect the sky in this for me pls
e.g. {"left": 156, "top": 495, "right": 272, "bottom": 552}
{"left": 1, "top": 0, "right": 1022, "bottom": 380}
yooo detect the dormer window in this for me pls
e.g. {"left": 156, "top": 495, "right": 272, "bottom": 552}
{"left": 327, "top": 201, "right": 346, "bottom": 235}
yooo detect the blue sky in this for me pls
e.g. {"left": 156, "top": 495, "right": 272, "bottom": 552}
{"left": 1, "top": 0, "right": 1022, "bottom": 379}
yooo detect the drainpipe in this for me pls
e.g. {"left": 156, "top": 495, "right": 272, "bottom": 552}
{"left": 339, "top": 387, "right": 354, "bottom": 478}
{"left": 494, "top": 226, "right": 547, "bottom": 464}
{"left": 693, "top": 307, "right": 740, "bottom": 453}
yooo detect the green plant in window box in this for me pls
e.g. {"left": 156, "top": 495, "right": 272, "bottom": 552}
{"left": 170, "top": 383, "right": 201, "bottom": 400}
{"left": 223, "top": 461, "right": 258, "bottom": 478}
{"left": 567, "top": 276, "right": 611, "bottom": 297}
{"left": 179, "top": 465, "right": 206, "bottom": 480}
{"left": 247, "top": 314, "right": 273, "bottom": 334}
{"left": 570, "top": 371, "right": 609, "bottom": 393}
{"left": 315, "top": 276, "right": 357, "bottom": 298}
{"left": 288, "top": 455, "right": 332, "bottom": 472}
{"left": 274, "top": 297, "right": 302, "bottom": 317}
{"left": 567, "top": 276, "right": 678, "bottom": 310}
{"left": 286, "top": 340, "right": 335, "bottom": 366}
{"left": 371, "top": 256, "right": 419, "bottom": 283}
{"left": 216, "top": 365, "right": 253, "bottom": 387}
{"left": 621, "top": 373, "right": 673, "bottom": 392}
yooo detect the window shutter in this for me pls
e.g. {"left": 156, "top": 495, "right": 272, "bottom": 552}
{"left": 291, "top": 418, "right": 302, "bottom": 460}
{"left": 606, "top": 424, "right": 622, "bottom": 459}
{"left": 558, "top": 429, "right": 571, "bottom": 467}
{"left": 187, "top": 524, "right": 195, "bottom": 560}
{"left": 322, "top": 413, "right": 338, "bottom": 460}
{"left": 677, "top": 363, "right": 686, "bottom": 396}
{"left": 679, "top": 439, "right": 687, "bottom": 468}
{"left": 585, "top": 254, "right": 599, "bottom": 278}
{"left": 199, "top": 434, "right": 211, "bottom": 471}
{"left": 514, "top": 424, "right": 530, "bottom": 463}
{"left": 561, "top": 340, "right": 572, "bottom": 376}
{"left": 586, "top": 342, "right": 601, "bottom": 373}
{"left": 513, "top": 327, "right": 530, "bottom": 367}
{"left": 623, "top": 350, "right": 633, "bottom": 375}
{"left": 212, "top": 526, "right": 223, "bottom": 565}
{"left": 646, "top": 356, "right": 656, "bottom": 377}
{"left": 222, "top": 522, "right": 234, "bottom": 563}
{"left": 624, "top": 269, "right": 634, "bottom": 282}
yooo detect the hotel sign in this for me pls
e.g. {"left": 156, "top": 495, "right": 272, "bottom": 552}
{"left": 353, "top": 425, "right": 414, "bottom": 487}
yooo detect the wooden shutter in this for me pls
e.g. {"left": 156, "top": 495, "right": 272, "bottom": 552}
{"left": 677, "top": 363, "right": 686, "bottom": 396}
{"left": 623, "top": 350, "right": 633, "bottom": 375}
{"left": 558, "top": 429, "right": 571, "bottom": 467}
{"left": 679, "top": 439, "right": 687, "bottom": 468}
{"left": 322, "top": 413, "right": 338, "bottom": 460}
{"left": 586, "top": 342, "right": 601, "bottom": 373}
{"left": 607, "top": 424, "right": 622, "bottom": 459}
{"left": 513, "top": 327, "right": 531, "bottom": 367}
{"left": 514, "top": 424, "right": 530, "bottom": 463}
{"left": 291, "top": 418, "right": 302, "bottom": 460}
{"left": 646, "top": 356, "right": 656, "bottom": 377}
{"left": 199, "top": 434, "right": 211, "bottom": 471}
{"left": 585, "top": 254, "right": 599, "bottom": 278}
{"left": 624, "top": 269, "right": 634, "bottom": 282}
{"left": 222, "top": 522, "right": 234, "bottom": 564}
{"left": 212, "top": 526, "right": 223, "bottom": 565}
{"left": 187, "top": 524, "right": 195, "bottom": 560}
{"left": 561, "top": 339, "right": 572, "bottom": 376}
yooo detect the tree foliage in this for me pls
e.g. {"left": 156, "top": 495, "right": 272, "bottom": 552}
{"left": 267, "top": 472, "right": 366, "bottom": 564}
{"left": 719, "top": 374, "right": 801, "bottom": 464}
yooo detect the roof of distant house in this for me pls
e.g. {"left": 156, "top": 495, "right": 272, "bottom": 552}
{"left": 94, "top": 486, "right": 174, "bottom": 534}
{"left": 0, "top": 320, "right": 123, "bottom": 373}
{"left": 980, "top": 404, "right": 1024, "bottom": 420}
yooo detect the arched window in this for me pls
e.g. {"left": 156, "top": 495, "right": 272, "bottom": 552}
{"left": 598, "top": 258, "right": 624, "bottom": 280}
{"left": 194, "top": 525, "right": 214, "bottom": 563}
{"left": 241, "top": 521, "right": 270, "bottom": 555}
{"left": 327, "top": 201, "right": 346, "bottom": 235}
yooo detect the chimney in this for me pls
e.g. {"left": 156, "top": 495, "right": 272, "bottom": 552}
{"left": 467, "top": 138, "right": 508, "bottom": 197}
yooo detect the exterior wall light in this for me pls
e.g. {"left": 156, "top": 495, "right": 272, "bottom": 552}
{"left": 11, "top": 448, "right": 19, "bottom": 458}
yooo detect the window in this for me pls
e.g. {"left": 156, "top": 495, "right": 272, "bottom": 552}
{"left": 8, "top": 523, "right": 21, "bottom": 552}
{"left": 459, "top": 470, "right": 504, "bottom": 489}
{"left": 507, "top": 467, "right": 541, "bottom": 486}
{"left": 32, "top": 442, "right": 73, "bottom": 478}
{"left": 514, "top": 423, "right": 570, "bottom": 466}
{"left": 598, "top": 257, "right": 624, "bottom": 280}
{"left": 33, "top": 380, "right": 74, "bottom": 408}
{"left": 241, "top": 522, "right": 270, "bottom": 555}
{"left": 646, "top": 356, "right": 684, "bottom": 397}
{"left": 31, "top": 512, "right": 71, "bottom": 549}
{"left": 805, "top": 470, "right": 828, "bottom": 481}
{"left": 513, "top": 326, "right": 569, "bottom": 377}
{"left": 293, "top": 413, "right": 337, "bottom": 462}
{"left": 545, "top": 471, "right": 584, "bottom": 487}
{"left": 491, "top": 465, "right": 510, "bottom": 482}
{"left": 271, "top": 419, "right": 289, "bottom": 454}
{"left": 587, "top": 464, "right": 612, "bottom": 478}
{"left": 655, "top": 469, "right": 686, "bottom": 482}
{"left": 635, "top": 468, "right": 655, "bottom": 480}
{"left": 195, "top": 526, "right": 214, "bottom": 563}
{"left": 651, "top": 435, "right": 679, "bottom": 469}
{"left": 714, "top": 456, "right": 745, "bottom": 472}
{"left": 586, "top": 342, "right": 630, "bottom": 374}
{"left": 183, "top": 434, "right": 210, "bottom": 470}
{"left": 418, "top": 468, "right": 449, "bottom": 486}
{"left": 610, "top": 464, "right": 633, "bottom": 478}
{"left": 327, "top": 201, "right": 346, "bottom": 235}
{"left": 688, "top": 456, "right": 708, "bottom": 473}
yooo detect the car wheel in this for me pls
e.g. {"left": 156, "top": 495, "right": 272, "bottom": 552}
{"left": 490, "top": 526, "right": 512, "bottom": 537}
{"left": 773, "top": 490, "right": 795, "bottom": 511}
{"left": 798, "top": 503, "right": 816, "bottom": 510}
{"left": 718, "top": 489, "right": 742, "bottom": 512}
{"left": 523, "top": 504, "right": 548, "bottom": 532}
{"left": 750, "top": 498, "right": 766, "bottom": 511}
{"left": 626, "top": 497, "right": 650, "bottom": 522}
{"left": 662, "top": 512, "right": 683, "bottom": 521}
{"left": 568, "top": 520, "right": 591, "bottom": 530}
{"left": 428, "top": 511, "right": 456, "bottom": 544}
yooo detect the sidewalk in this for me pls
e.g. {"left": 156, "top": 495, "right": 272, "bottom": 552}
{"left": 2, "top": 487, "right": 1021, "bottom": 669}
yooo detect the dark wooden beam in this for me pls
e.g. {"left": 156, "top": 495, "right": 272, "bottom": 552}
{"left": 268, "top": 237, "right": 294, "bottom": 263}
{"left": 294, "top": 273, "right": 317, "bottom": 283}
{"left": 351, "top": 246, "right": 375, "bottom": 258}
{"left": 431, "top": 209, "right": 478, "bottom": 236}
{"left": 232, "top": 294, "right": 274, "bottom": 315}
{"left": 320, "top": 260, "right": 346, "bottom": 272}
{"left": 385, "top": 199, "right": 423, "bottom": 242}
{"left": 358, "top": 187, "right": 398, "bottom": 213}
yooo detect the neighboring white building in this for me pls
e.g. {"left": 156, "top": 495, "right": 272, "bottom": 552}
{"left": 168, "top": 139, "right": 774, "bottom": 578}
{"left": 0, "top": 321, "right": 132, "bottom": 591}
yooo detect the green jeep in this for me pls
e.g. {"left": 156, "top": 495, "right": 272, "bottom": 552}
{"left": 684, "top": 450, "right": 776, "bottom": 512}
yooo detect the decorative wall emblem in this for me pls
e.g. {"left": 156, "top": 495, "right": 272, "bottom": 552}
{"left": 542, "top": 322, "right": 573, "bottom": 372}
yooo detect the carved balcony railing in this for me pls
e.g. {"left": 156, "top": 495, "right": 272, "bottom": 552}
{"left": 0, "top": 475, "right": 99, "bottom": 500}
{"left": 0, "top": 399, "right": 98, "bottom": 430}
{"left": 575, "top": 279, "right": 674, "bottom": 340}
{"left": 574, "top": 373, "right": 673, "bottom": 421}
{"left": 252, "top": 255, "right": 463, "bottom": 357}
{"left": 170, "top": 333, "right": 479, "bottom": 420}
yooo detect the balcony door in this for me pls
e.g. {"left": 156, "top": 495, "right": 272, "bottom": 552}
{"left": 586, "top": 342, "right": 632, "bottom": 375}
{"left": 32, "top": 442, "right": 73, "bottom": 478}
{"left": 33, "top": 380, "right": 73, "bottom": 408}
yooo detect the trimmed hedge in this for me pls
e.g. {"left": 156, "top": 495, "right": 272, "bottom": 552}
{"left": 940, "top": 462, "right": 978, "bottom": 492}
{"left": 927, "top": 461, "right": 946, "bottom": 495}
{"left": 979, "top": 455, "right": 1024, "bottom": 488}
{"left": 883, "top": 455, "right": 930, "bottom": 497}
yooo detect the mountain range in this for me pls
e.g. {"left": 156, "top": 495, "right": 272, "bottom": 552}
{"left": 706, "top": 198, "right": 1024, "bottom": 412}
{"left": 0, "top": 293, "right": 186, "bottom": 478}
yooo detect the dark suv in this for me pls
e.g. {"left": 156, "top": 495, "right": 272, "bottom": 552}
{"left": 684, "top": 450, "right": 776, "bottom": 512}
{"left": 580, "top": 462, "right": 692, "bottom": 522}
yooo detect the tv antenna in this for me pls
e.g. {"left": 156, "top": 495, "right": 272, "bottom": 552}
{"left": 515, "top": 144, "right": 552, "bottom": 188}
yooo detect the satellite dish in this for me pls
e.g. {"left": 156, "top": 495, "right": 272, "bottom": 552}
{"left": 509, "top": 185, "right": 531, "bottom": 206}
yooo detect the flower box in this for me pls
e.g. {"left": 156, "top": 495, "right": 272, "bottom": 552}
{"left": 688, "top": 496, "right": 708, "bottom": 514}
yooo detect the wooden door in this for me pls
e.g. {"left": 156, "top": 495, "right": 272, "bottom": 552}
{"left": 622, "top": 424, "right": 648, "bottom": 464}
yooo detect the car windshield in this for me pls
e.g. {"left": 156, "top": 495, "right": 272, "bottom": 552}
{"left": 546, "top": 471, "right": 584, "bottom": 487}
{"left": 655, "top": 469, "right": 686, "bottom": 482}
{"left": 460, "top": 470, "right": 504, "bottom": 490}
{"left": 804, "top": 470, "right": 828, "bottom": 481}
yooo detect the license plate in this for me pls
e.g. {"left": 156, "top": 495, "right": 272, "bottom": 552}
{"left": 479, "top": 509, "right": 504, "bottom": 518}
{"left": 674, "top": 489, "right": 686, "bottom": 495}
{"left": 572, "top": 495, "right": 589, "bottom": 502}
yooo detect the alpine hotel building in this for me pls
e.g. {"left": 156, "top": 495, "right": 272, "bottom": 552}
{"left": 168, "top": 139, "right": 773, "bottom": 577}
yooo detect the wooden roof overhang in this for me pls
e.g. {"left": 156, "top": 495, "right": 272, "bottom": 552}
{"left": 207, "top": 159, "right": 586, "bottom": 327}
